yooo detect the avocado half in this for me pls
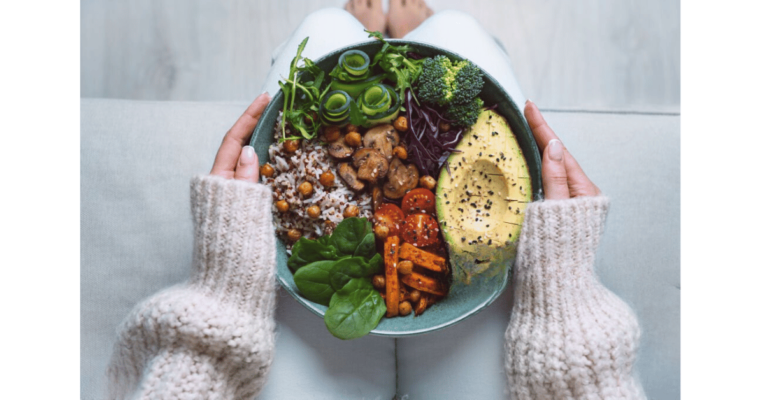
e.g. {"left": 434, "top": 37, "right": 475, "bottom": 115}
{"left": 436, "top": 109, "right": 532, "bottom": 284}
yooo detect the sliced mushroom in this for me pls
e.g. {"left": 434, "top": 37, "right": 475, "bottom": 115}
{"left": 327, "top": 135, "right": 353, "bottom": 159}
{"left": 383, "top": 157, "right": 419, "bottom": 199}
{"left": 371, "top": 186, "right": 383, "bottom": 211}
{"left": 363, "top": 124, "right": 400, "bottom": 161}
{"left": 353, "top": 148, "right": 389, "bottom": 184}
{"left": 338, "top": 162, "right": 365, "bottom": 191}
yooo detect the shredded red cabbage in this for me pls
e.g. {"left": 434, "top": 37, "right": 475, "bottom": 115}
{"left": 401, "top": 89, "right": 466, "bottom": 177}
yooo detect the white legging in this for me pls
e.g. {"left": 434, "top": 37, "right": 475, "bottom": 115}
{"left": 261, "top": 8, "right": 526, "bottom": 109}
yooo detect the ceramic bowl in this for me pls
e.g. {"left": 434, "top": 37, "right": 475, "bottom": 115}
{"left": 250, "top": 40, "right": 542, "bottom": 337}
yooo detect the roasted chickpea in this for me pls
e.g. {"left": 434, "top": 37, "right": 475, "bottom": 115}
{"left": 287, "top": 229, "right": 302, "bottom": 242}
{"left": 399, "top": 301, "right": 412, "bottom": 316}
{"left": 260, "top": 163, "right": 275, "bottom": 177}
{"left": 319, "top": 171, "right": 335, "bottom": 187}
{"left": 275, "top": 200, "right": 289, "bottom": 212}
{"left": 306, "top": 205, "right": 321, "bottom": 218}
{"left": 345, "top": 131, "right": 362, "bottom": 147}
{"left": 374, "top": 225, "right": 390, "bottom": 240}
{"left": 372, "top": 274, "right": 386, "bottom": 290}
{"left": 392, "top": 146, "right": 408, "bottom": 160}
{"left": 344, "top": 204, "right": 360, "bottom": 218}
{"left": 346, "top": 123, "right": 359, "bottom": 133}
{"left": 409, "top": 289, "right": 421, "bottom": 303}
{"left": 297, "top": 181, "right": 313, "bottom": 197}
{"left": 393, "top": 116, "right": 409, "bottom": 132}
{"left": 439, "top": 122, "right": 450, "bottom": 133}
{"left": 283, "top": 139, "right": 300, "bottom": 153}
{"left": 420, "top": 175, "right": 436, "bottom": 190}
{"left": 324, "top": 125, "right": 341, "bottom": 142}
{"left": 397, "top": 260, "right": 413, "bottom": 275}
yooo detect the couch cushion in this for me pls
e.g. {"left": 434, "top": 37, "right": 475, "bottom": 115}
{"left": 81, "top": 99, "right": 679, "bottom": 399}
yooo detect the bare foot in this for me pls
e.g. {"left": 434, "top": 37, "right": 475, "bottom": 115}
{"left": 387, "top": 0, "right": 434, "bottom": 38}
{"left": 345, "top": 0, "right": 386, "bottom": 33}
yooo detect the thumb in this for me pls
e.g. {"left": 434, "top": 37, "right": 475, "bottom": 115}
{"left": 542, "top": 139, "right": 570, "bottom": 200}
{"left": 234, "top": 146, "right": 260, "bottom": 183}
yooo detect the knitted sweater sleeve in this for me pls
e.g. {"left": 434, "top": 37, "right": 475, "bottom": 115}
{"left": 505, "top": 196, "right": 646, "bottom": 400}
{"left": 107, "top": 175, "right": 277, "bottom": 400}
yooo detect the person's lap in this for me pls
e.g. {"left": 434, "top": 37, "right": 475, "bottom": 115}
{"left": 260, "top": 7, "right": 521, "bottom": 399}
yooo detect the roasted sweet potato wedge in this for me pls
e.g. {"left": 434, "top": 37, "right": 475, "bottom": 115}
{"left": 384, "top": 236, "right": 401, "bottom": 317}
{"left": 401, "top": 272, "right": 447, "bottom": 296}
{"left": 399, "top": 243, "right": 446, "bottom": 272}
{"left": 414, "top": 294, "right": 429, "bottom": 316}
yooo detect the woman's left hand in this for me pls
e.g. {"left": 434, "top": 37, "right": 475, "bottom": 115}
{"left": 524, "top": 100, "right": 601, "bottom": 199}
{"left": 210, "top": 93, "right": 271, "bottom": 183}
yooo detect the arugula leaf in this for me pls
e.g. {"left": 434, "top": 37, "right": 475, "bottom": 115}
{"left": 366, "top": 30, "right": 384, "bottom": 40}
{"left": 363, "top": 30, "right": 424, "bottom": 101}
{"left": 324, "top": 278, "right": 387, "bottom": 340}
{"left": 348, "top": 98, "right": 368, "bottom": 127}
{"left": 293, "top": 260, "right": 339, "bottom": 306}
{"left": 289, "top": 37, "right": 309, "bottom": 82}
{"left": 278, "top": 36, "right": 328, "bottom": 140}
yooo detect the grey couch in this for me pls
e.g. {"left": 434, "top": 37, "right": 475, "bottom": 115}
{"left": 81, "top": 98, "right": 680, "bottom": 399}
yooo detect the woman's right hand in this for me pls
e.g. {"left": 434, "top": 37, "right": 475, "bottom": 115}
{"left": 524, "top": 100, "right": 601, "bottom": 200}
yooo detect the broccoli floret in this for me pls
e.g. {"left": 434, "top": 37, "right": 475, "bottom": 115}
{"left": 417, "top": 55, "right": 484, "bottom": 106}
{"left": 451, "top": 61, "right": 484, "bottom": 104}
{"left": 445, "top": 97, "right": 484, "bottom": 127}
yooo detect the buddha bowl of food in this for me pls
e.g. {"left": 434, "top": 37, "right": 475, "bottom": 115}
{"left": 250, "top": 32, "right": 542, "bottom": 339}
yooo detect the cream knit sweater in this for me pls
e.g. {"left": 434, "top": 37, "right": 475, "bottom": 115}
{"left": 108, "top": 176, "right": 644, "bottom": 399}
{"left": 107, "top": 175, "right": 277, "bottom": 399}
{"left": 506, "top": 196, "right": 645, "bottom": 399}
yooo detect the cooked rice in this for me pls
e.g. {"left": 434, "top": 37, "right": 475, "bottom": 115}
{"left": 262, "top": 112, "right": 373, "bottom": 247}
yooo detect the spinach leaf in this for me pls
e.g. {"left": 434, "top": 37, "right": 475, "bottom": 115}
{"left": 329, "top": 217, "right": 372, "bottom": 256}
{"left": 328, "top": 256, "right": 382, "bottom": 291}
{"left": 317, "top": 235, "right": 331, "bottom": 246}
{"left": 324, "top": 278, "right": 387, "bottom": 340}
{"left": 353, "top": 232, "right": 376, "bottom": 259}
{"left": 367, "top": 252, "right": 383, "bottom": 272}
{"left": 293, "top": 260, "right": 338, "bottom": 306}
{"left": 288, "top": 237, "right": 340, "bottom": 271}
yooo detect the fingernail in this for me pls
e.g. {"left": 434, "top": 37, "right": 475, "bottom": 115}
{"left": 548, "top": 139, "right": 563, "bottom": 161}
{"left": 525, "top": 99, "right": 532, "bottom": 105}
{"left": 240, "top": 146, "right": 256, "bottom": 165}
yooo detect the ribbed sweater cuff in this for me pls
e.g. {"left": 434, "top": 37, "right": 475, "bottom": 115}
{"left": 189, "top": 175, "right": 277, "bottom": 313}
{"left": 516, "top": 195, "right": 610, "bottom": 285}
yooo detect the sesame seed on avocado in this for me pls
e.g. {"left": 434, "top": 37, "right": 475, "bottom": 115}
{"left": 435, "top": 109, "right": 532, "bottom": 284}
